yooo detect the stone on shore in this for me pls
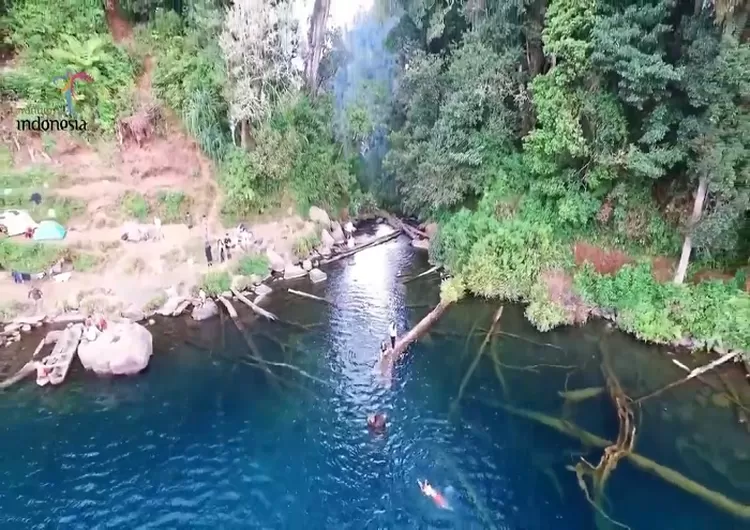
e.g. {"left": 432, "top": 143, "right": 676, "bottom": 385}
{"left": 172, "top": 299, "right": 192, "bottom": 316}
{"left": 266, "top": 248, "right": 285, "bottom": 273}
{"left": 191, "top": 299, "right": 219, "bottom": 321}
{"left": 4, "top": 323, "right": 21, "bottom": 334}
{"left": 122, "top": 305, "right": 146, "bottom": 322}
{"left": 309, "top": 206, "right": 331, "bottom": 226}
{"left": 321, "top": 229, "right": 335, "bottom": 248}
{"left": 309, "top": 268, "right": 327, "bottom": 284}
{"left": 423, "top": 222, "right": 438, "bottom": 239}
{"left": 284, "top": 264, "right": 307, "bottom": 280}
{"left": 77, "top": 321, "right": 153, "bottom": 376}
{"left": 254, "top": 284, "right": 273, "bottom": 297}
{"left": 411, "top": 238, "right": 430, "bottom": 250}
{"left": 331, "top": 222, "right": 345, "bottom": 243}
{"left": 302, "top": 259, "right": 313, "bottom": 271}
{"left": 319, "top": 245, "right": 332, "bottom": 257}
{"left": 157, "top": 296, "right": 186, "bottom": 316}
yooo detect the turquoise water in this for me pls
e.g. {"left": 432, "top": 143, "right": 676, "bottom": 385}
{"left": 1, "top": 231, "right": 749, "bottom": 529}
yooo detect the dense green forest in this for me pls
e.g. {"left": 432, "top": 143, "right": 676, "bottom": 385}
{"left": 1, "top": 0, "right": 749, "bottom": 351}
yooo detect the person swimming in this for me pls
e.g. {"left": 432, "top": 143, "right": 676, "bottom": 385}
{"left": 418, "top": 479, "right": 451, "bottom": 510}
{"left": 367, "top": 413, "right": 387, "bottom": 434}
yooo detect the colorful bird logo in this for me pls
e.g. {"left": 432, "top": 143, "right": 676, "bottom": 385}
{"left": 52, "top": 71, "right": 94, "bottom": 116}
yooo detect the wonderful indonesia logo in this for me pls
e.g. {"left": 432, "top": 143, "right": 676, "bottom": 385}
{"left": 16, "top": 71, "right": 94, "bottom": 132}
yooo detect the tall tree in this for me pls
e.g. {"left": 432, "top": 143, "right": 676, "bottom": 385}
{"left": 305, "top": 0, "right": 331, "bottom": 93}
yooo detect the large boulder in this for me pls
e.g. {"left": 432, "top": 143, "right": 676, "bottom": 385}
{"left": 423, "top": 222, "right": 439, "bottom": 239}
{"left": 309, "top": 206, "right": 331, "bottom": 226}
{"left": 157, "top": 296, "right": 186, "bottom": 316}
{"left": 254, "top": 284, "right": 273, "bottom": 297}
{"left": 309, "top": 268, "right": 327, "bottom": 284}
{"left": 330, "top": 221, "right": 345, "bottom": 243}
{"left": 191, "top": 299, "right": 218, "bottom": 321}
{"left": 77, "top": 321, "right": 153, "bottom": 376}
{"left": 122, "top": 304, "right": 145, "bottom": 322}
{"left": 321, "top": 229, "right": 335, "bottom": 248}
{"left": 266, "top": 248, "right": 285, "bottom": 273}
{"left": 284, "top": 264, "right": 307, "bottom": 280}
{"left": 302, "top": 259, "right": 313, "bottom": 271}
{"left": 411, "top": 238, "right": 430, "bottom": 250}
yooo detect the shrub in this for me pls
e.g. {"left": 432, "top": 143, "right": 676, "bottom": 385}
{"left": 122, "top": 192, "right": 150, "bottom": 220}
{"left": 0, "top": 240, "right": 64, "bottom": 272}
{"left": 292, "top": 233, "right": 321, "bottom": 259}
{"left": 575, "top": 263, "right": 750, "bottom": 352}
{"left": 155, "top": 190, "right": 188, "bottom": 222}
{"left": 235, "top": 254, "right": 269, "bottom": 276}
{"left": 200, "top": 271, "right": 231, "bottom": 296}
{"left": 440, "top": 276, "right": 465, "bottom": 304}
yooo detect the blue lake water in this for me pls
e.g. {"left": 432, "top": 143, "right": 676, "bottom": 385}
{"left": 1, "top": 230, "right": 749, "bottom": 529}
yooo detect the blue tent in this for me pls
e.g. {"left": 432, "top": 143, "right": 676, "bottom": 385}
{"left": 33, "top": 220, "right": 67, "bottom": 241}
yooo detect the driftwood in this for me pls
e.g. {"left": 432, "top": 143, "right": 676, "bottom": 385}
{"left": 558, "top": 387, "right": 605, "bottom": 402}
{"left": 380, "top": 211, "right": 428, "bottom": 240}
{"left": 0, "top": 362, "right": 36, "bottom": 390}
{"left": 321, "top": 229, "right": 402, "bottom": 265}
{"left": 454, "top": 307, "right": 504, "bottom": 411}
{"left": 392, "top": 301, "right": 451, "bottom": 360}
{"left": 231, "top": 288, "right": 278, "bottom": 321}
{"left": 402, "top": 265, "right": 440, "bottom": 284}
{"left": 217, "top": 296, "right": 238, "bottom": 318}
{"left": 636, "top": 351, "right": 738, "bottom": 404}
{"left": 497, "top": 402, "right": 750, "bottom": 520}
{"left": 288, "top": 288, "right": 332, "bottom": 305}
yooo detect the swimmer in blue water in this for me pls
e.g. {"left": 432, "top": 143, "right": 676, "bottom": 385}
{"left": 418, "top": 479, "right": 451, "bottom": 510}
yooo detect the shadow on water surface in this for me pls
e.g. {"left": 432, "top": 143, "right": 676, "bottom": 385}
{"left": 0, "top": 234, "right": 749, "bottom": 529}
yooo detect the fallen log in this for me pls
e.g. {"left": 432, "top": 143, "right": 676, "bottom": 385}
{"left": 321, "top": 229, "right": 402, "bottom": 265}
{"left": 392, "top": 301, "right": 451, "bottom": 360}
{"left": 216, "top": 296, "right": 238, "bottom": 318}
{"left": 288, "top": 288, "right": 332, "bottom": 305}
{"left": 0, "top": 362, "right": 36, "bottom": 390}
{"left": 497, "top": 402, "right": 750, "bottom": 520}
{"left": 636, "top": 351, "right": 738, "bottom": 403}
{"left": 232, "top": 288, "right": 278, "bottom": 321}
{"left": 380, "top": 211, "right": 428, "bottom": 240}
{"left": 402, "top": 265, "right": 440, "bottom": 284}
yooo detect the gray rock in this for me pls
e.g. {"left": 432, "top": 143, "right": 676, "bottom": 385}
{"left": 122, "top": 305, "right": 146, "bottom": 322}
{"left": 77, "top": 321, "right": 153, "bottom": 376}
{"left": 52, "top": 312, "right": 86, "bottom": 324}
{"left": 44, "top": 330, "right": 63, "bottom": 345}
{"left": 172, "top": 299, "right": 192, "bottom": 316}
{"left": 254, "top": 284, "right": 273, "bottom": 297}
{"left": 266, "top": 248, "right": 285, "bottom": 273}
{"left": 309, "top": 268, "right": 328, "bottom": 284}
{"left": 319, "top": 245, "right": 332, "bottom": 257}
{"left": 309, "top": 206, "right": 331, "bottom": 226}
{"left": 3, "top": 323, "right": 21, "bottom": 333}
{"left": 423, "top": 222, "right": 439, "bottom": 239}
{"left": 148, "top": 319, "right": 155, "bottom": 325}
{"left": 157, "top": 296, "right": 186, "bottom": 316}
{"left": 321, "top": 229, "right": 335, "bottom": 248}
{"left": 191, "top": 299, "right": 219, "bottom": 321}
{"left": 21, "top": 324, "right": 31, "bottom": 332}
{"left": 14, "top": 314, "right": 45, "bottom": 326}
{"left": 331, "top": 222, "right": 345, "bottom": 243}
{"left": 284, "top": 264, "right": 307, "bottom": 280}
{"left": 302, "top": 259, "right": 313, "bottom": 271}
{"left": 411, "top": 238, "right": 430, "bottom": 250}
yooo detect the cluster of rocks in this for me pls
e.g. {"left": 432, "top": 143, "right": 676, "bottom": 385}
{"left": 1, "top": 314, "right": 45, "bottom": 347}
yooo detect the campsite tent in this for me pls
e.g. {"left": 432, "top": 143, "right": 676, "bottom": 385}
{"left": 0, "top": 209, "right": 37, "bottom": 236}
{"left": 33, "top": 220, "right": 66, "bottom": 241}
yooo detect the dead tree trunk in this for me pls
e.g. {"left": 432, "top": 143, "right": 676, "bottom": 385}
{"left": 674, "top": 176, "right": 708, "bottom": 284}
{"left": 392, "top": 302, "right": 451, "bottom": 359}
{"left": 305, "top": 0, "right": 331, "bottom": 93}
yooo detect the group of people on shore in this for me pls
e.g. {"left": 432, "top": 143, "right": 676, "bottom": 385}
{"left": 202, "top": 215, "right": 244, "bottom": 267}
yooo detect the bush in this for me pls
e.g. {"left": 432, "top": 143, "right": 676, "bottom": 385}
{"left": 6, "top": 0, "right": 136, "bottom": 134}
{"left": 235, "top": 254, "right": 269, "bottom": 276}
{"left": 200, "top": 271, "right": 231, "bottom": 296}
{"left": 575, "top": 263, "right": 750, "bottom": 351}
{"left": 0, "top": 240, "right": 64, "bottom": 272}
{"left": 292, "top": 233, "right": 321, "bottom": 259}
{"left": 122, "top": 192, "right": 150, "bottom": 220}
{"left": 155, "top": 190, "right": 188, "bottom": 222}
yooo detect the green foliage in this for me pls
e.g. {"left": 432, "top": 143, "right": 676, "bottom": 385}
{"left": 121, "top": 192, "right": 150, "bottom": 220}
{"left": 575, "top": 263, "right": 750, "bottom": 351}
{"left": 0, "top": 239, "right": 64, "bottom": 272}
{"left": 235, "top": 254, "right": 270, "bottom": 276}
{"left": 155, "top": 190, "right": 188, "bottom": 222}
{"left": 71, "top": 252, "right": 101, "bottom": 272}
{"left": 220, "top": 96, "right": 355, "bottom": 217}
{"left": 5, "top": 0, "right": 136, "bottom": 133}
{"left": 439, "top": 276, "right": 465, "bottom": 304}
{"left": 292, "top": 233, "right": 322, "bottom": 259}
{"left": 200, "top": 270, "right": 231, "bottom": 296}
